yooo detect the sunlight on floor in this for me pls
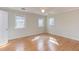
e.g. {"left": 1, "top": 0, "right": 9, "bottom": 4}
{"left": 0, "top": 43, "right": 9, "bottom": 48}
{"left": 49, "top": 37, "right": 59, "bottom": 45}
{"left": 32, "top": 35, "right": 59, "bottom": 51}
{"left": 16, "top": 43, "right": 24, "bottom": 51}
{"left": 37, "top": 39, "right": 45, "bottom": 51}
{"left": 32, "top": 36, "right": 40, "bottom": 41}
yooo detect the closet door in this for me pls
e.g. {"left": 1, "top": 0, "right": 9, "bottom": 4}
{"left": 0, "top": 10, "right": 8, "bottom": 46}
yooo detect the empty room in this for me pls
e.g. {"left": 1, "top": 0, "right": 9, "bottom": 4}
{"left": 0, "top": 7, "right": 79, "bottom": 51}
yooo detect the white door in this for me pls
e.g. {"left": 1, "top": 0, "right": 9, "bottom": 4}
{"left": 0, "top": 10, "right": 8, "bottom": 46}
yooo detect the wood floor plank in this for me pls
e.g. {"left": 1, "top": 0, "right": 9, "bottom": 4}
{"left": 0, "top": 33, "right": 79, "bottom": 51}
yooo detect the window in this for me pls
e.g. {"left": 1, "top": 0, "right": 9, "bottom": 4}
{"left": 38, "top": 18, "right": 44, "bottom": 27}
{"left": 15, "top": 16, "right": 25, "bottom": 29}
{"left": 49, "top": 17, "right": 55, "bottom": 26}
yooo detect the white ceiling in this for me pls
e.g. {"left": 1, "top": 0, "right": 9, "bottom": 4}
{"left": 4, "top": 7, "right": 79, "bottom": 15}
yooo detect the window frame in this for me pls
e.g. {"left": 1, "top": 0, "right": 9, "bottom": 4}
{"left": 15, "top": 15, "right": 25, "bottom": 29}
{"left": 38, "top": 18, "right": 44, "bottom": 27}
{"left": 49, "top": 17, "right": 55, "bottom": 26}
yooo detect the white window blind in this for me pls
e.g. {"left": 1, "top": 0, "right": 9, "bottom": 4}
{"left": 49, "top": 17, "right": 55, "bottom": 26}
{"left": 38, "top": 18, "right": 44, "bottom": 27}
{"left": 15, "top": 16, "right": 25, "bottom": 29}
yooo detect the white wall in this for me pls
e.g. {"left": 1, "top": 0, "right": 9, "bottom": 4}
{"left": 8, "top": 10, "right": 46, "bottom": 40}
{"left": 0, "top": 10, "right": 8, "bottom": 45}
{"left": 1, "top": 8, "right": 79, "bottom": 41}
{"left": 0, "top": 8, "right": 46, "bottom": 40}
{"left": 47, "top": 10, "right": 79, "bottom": 41}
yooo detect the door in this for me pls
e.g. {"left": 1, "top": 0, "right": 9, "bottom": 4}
{"left": 0, "top": 10, "right": 8, "bottom": 46}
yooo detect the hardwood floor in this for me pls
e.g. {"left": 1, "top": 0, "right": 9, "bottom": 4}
{"left": 0, "top": 33, "right": 79, "bottom": 51}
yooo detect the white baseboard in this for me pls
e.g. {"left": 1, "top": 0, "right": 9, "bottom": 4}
{"left": 49, "top": 32, "right": 79, "bottom": 41}
{"left": 8, "top": 32, "right": 79, "bottom": 42}
{"left": 8, "top": 32, "right": 45, "bottom": 40}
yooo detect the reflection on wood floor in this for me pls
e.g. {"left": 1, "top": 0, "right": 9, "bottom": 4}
{"left": 0, "top": 33, "right": 79, "bottom": 51}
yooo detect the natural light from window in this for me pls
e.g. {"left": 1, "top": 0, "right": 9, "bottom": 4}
{"left": 38, "top": 18, "right": 44, "bottom": 27}
{"left": 15, "top": 16, "right": 25, "bottom": 29}
{"left": 49, "top": 17, "right": 55, "bottom": 26}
